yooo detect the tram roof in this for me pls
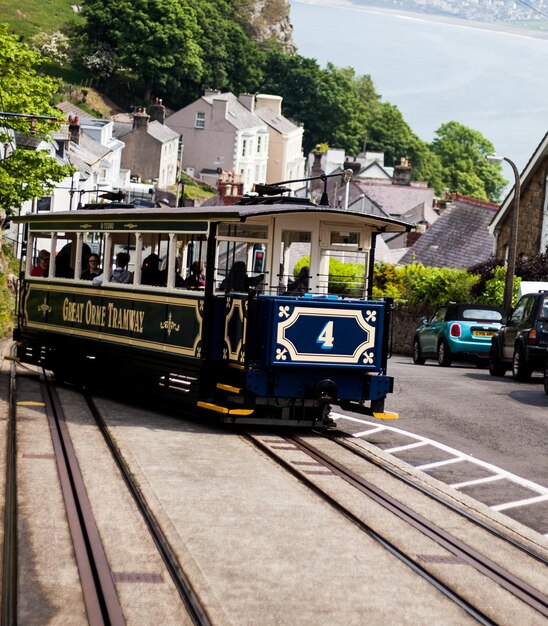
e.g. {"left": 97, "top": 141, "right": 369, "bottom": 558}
{"left": 14, "top": 200, "right": 414, "bottom": 233}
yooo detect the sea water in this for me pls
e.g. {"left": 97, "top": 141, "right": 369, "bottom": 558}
{"left": 290, "top": 0, "right": 548, "bottom": 176}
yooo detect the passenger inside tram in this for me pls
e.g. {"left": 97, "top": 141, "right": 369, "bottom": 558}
{"left": 141, "top": 253, "right": 163, "bottom": 286}
{"left": 184, "top": 261, "right": 205, "bottom": 289}
{"left": 220, "top": 261, "right": 248, "bottom": 292}
{"left": 31, "top": 250, "right": 50, "bottom": 277}
{"left": 81, "top": 254, "right": 102, "bottom": 280}
{"left": 286, "top": 266, "right": 310, "bottom": 295}
{"left": 110, "top": 252, "right": 133, "bottom": 284}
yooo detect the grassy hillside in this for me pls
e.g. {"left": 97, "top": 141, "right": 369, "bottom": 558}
{"left": 0, "top": 0, "right": 81, "bottom": 40}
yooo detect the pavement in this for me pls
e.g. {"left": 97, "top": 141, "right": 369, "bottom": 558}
{"left": 0, "top": 343, "right": 546, "bottom": 625}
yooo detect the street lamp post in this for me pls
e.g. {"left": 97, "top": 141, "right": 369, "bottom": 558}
{"left": 487, "top": 155, "right": 521, "bottom": 317}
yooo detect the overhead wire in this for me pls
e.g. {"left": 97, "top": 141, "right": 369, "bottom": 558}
{"left": 514, "top": 0, "right": 548, "bottom": 21}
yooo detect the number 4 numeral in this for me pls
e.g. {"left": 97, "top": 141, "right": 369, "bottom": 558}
{"left": 317, "top": 321, "right": 334, "bottom": 350}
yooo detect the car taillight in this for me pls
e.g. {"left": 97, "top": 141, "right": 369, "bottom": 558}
{"left": 528, "top": 329, "right": 537, "bottom": 345}
{"left": 450, "top": 323, "right": 461, "bottom": 337}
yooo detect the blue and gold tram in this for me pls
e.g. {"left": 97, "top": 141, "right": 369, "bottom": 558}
{"left": 13, "top": 191, "right": 412, "bottom": 427}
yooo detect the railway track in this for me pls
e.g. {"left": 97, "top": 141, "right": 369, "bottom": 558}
{"left": 3, "top": 358, "right": 547, "bottom": 624}
{"left": 3, "top": 362, "right": 209, "bottom": 625}
{"left": 83, "top": 393, "right": 211, "bottom": 626}
{"left": 247, "top": 431, "right": 548, "bottom": 624}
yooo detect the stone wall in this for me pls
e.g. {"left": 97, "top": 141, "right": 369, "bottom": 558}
{"left": 390, "top": 301, "right": 437, "bottom": 356}
{"left": 495, "top": 156, "right": 548, "bottom": 258}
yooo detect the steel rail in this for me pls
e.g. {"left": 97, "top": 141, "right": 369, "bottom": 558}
{"left": 290, "top": 436, "right": 548, "bottom": 619}
{"left": 247, "top": 434, "right": 497, "bottom": 626}
{"left": 41, "top": 378, "right": 125, "bottom": 626}
{"left": 317, "top": 429, "right": 548, "bottom": 565}
{"left": 1, "top": 353, "right": 18, "bottom": 626}
{"left": 84, "top": 393, "right": 212, "bottom": 626}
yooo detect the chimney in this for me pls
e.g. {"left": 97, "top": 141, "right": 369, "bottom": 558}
{"left": 255, "top": 94, "right": 282, "bottom": 116}
{"left": 68, "top": 115, "right": 81, "bottom": 144}
{"left": 204, "top": 89, "right": 221, "bottom": 98}
{"left": 393, "top": 156, "right": 412, "bottom": 186}
{"left": 309, "top": 149, "right": 326, "bottom": 202}
{"left": 343, "top": 157, "right": 361, "bottom": 176}
{"left": 149, "top": 97, "right": 166, "bottom": 124}
{"left": 133, "top": 107, "right": 149, "bottom": 130}
{"left": 212, "top": 97, "right": 228, "bottom": 121}
{"left": 238, "top": 93, "right": 255, "bottom": 113}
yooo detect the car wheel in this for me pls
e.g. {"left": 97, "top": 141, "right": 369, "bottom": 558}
{"left": 512, "top": 345, "right": 532, "bottom": 382}
{"left": 437, "top": 339, "right": 452, "bottom": 367}
{"left": 488, "top": 345, "right": 507, "bottom": 377}
{"left": 412, "top": 337, "right": 426, "bottom": 365}
{"left": 544, "top": 362, "right": 548, "bottom": 395}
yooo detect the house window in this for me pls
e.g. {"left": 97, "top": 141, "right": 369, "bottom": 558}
{"left": 257, "top": 136, "right": 262, "bottom": 153}
{"left": 195, "top": 112, "right": 205, "bottom": 129}
{"left": 242, "top": 139, "right": 248, "bottom": 157}
{"left": 37, "top": 197, "right": 52, "bottom": 212}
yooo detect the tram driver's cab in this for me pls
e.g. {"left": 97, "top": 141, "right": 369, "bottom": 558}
{"left": 214, "top": 214, "right": 371, "bottom": 298}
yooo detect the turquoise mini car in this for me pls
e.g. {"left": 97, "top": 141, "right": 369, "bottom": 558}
{"left": 413, "top": 303, "right": 504, "bottom": 367}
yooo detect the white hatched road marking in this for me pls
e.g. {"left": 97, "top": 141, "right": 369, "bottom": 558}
{"left": 330, "top": 413, "right": 548, "bottom": 512}
{"left": 451, "top": 475, "right": 506, "bottom": 489}
{"left": 415, "top": 458, "right": 465, "bottom": 470}
{"left": 384, "top": 441, "right": 429, "bottom": 453}
{"left": 492, "top": 495, "right": 548, "bottom": 512}
{"left": 352, "top": 425, "right": 386, "bottom": 437}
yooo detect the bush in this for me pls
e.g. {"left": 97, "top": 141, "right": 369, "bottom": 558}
{"left": 468, "top": 253, "right": 548, "bottom": 307}
{"left": 403, "top": 263, "right": 479, "bottom": 304}
{"left": 0, "top": 241, "right": 18, "bottom": 337}
{"left": 477, "top": 265, "right": 520, "bottom": 306}
{"left": 372, "top": 262, "right": 406, "bottom": 299}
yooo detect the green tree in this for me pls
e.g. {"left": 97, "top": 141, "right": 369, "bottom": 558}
{"left": 430, "top": 121, "right": 507, "bottom": 202}
{"left": 187, "top": 0, "right": 264, "bottom": 101}
{"left": 0, "top": 24, "right": 73, "bottom": 214}
{"left": 261, "top": 53, "right": 382, "bottom": 153}
{"left": 365, "top": 102, "right": 444, "bottom": 193}
{"left": 77, "top": 0, "right": 203, "bottom": 101}
{"left": 260, "top": 54, "right": 444, "bottom": 191}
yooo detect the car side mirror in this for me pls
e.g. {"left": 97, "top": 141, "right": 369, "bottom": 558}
{"left": 420, "top": 316, "right": 429, "bottom": 325}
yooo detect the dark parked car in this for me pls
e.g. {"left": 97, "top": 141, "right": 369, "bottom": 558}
{"left": 489, "top": 291, "right": 548, "bottom": 381}
{"left": 413, "top": 303, "right": 504, "bottom": 367}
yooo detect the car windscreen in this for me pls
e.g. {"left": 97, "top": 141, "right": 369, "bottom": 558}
{"left": 460, "top": 308, "right": 503, "bottom": 322}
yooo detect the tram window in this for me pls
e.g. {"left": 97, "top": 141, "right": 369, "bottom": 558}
{"left": 330, "top": 231, "right": 359, "bottom": 246}
{"left": 318, "top": 249, "right": 367, "bottom": 297}
{"left": 176, "top": 234, "right": 207, "bottom": 289}
{"left": 52, "top": 233, "right": 90, "bottom": 279}
{"left": 279, "top": 230, "right": 311, "bottom": 295}
{"left": 216, "top": 240, "right": 248, "bottom": 290}
{"left": 215, "top": 240, "right": 266, "bottom": 292}
{"left": 217, "top": 223, "right": 268, "bottom": 240}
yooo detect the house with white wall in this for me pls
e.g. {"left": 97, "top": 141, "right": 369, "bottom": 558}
{"left": 113, "top": 100, "right": 180, "bottom": 190}
{"left": 166, "top": 91, "right": 272, "bottom": 193}
{"left": 252, "top": 94, "right": 305, "bottom": 190}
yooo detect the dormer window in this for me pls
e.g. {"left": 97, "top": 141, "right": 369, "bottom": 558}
{"left": 55, "top": 140, "right": 66, "bottom": 159}
{"left": 195, "top": 112, "right": 205, "bottom": 129}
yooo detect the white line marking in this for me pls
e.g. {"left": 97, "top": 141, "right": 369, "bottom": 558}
{"left": 331, "top": 412, "right": 548, "bottom": 497}
{"left": 416, "top": 458, "right": 465, "bottom": 470}
{"left": 352, "top": 426, "right": 386, "bottom": 437}
{"left": 491, "top": 495, "right": 548, "bottom": 512}
{"left": 384, "top": 441, "right": 429, "bottom": 453}
{"left": 450, "top": 475, "right": 505, "bottom": 489}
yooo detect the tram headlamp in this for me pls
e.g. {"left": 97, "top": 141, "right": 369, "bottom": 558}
{"left": 315, "top": 379, "right": 338, "bottom": 403}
